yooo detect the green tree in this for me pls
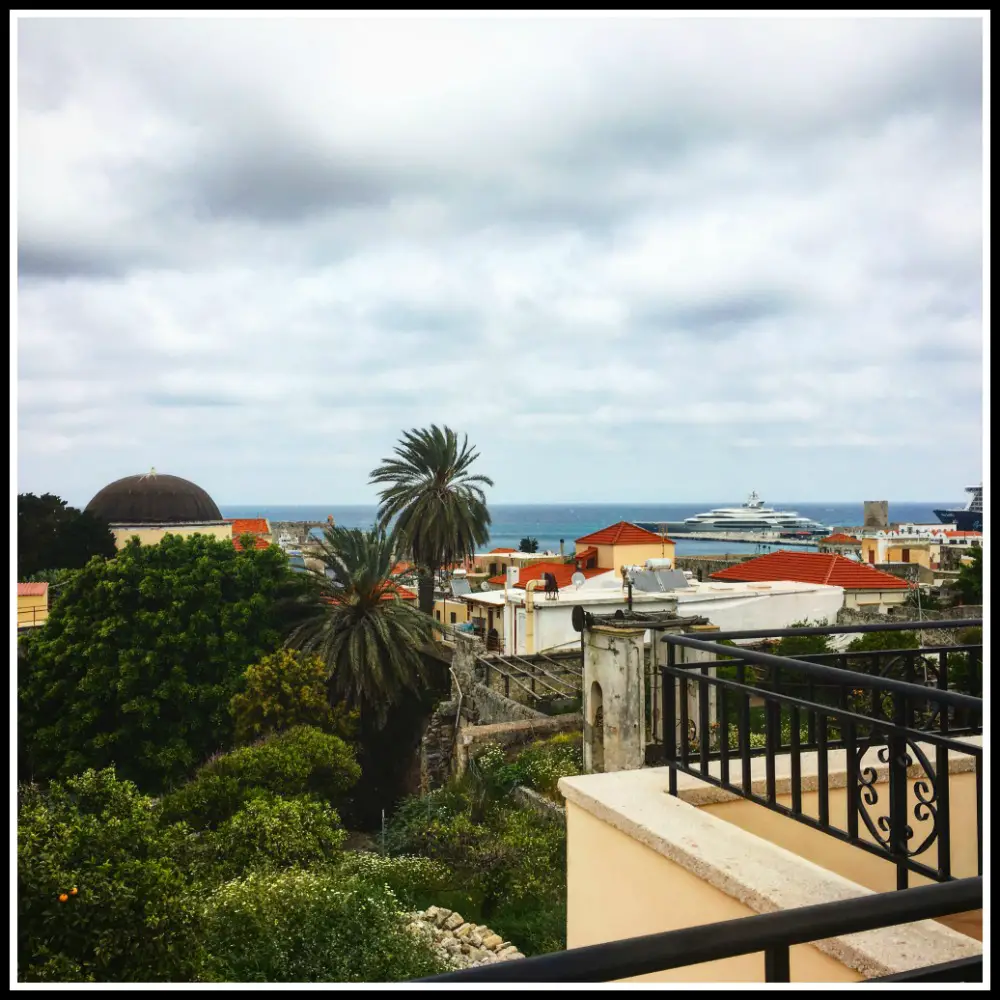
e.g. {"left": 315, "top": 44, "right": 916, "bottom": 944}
{"left": 847, "top": 629, "right": 919, "bottom": 653}
{"left": 774, "top": 620, "right": 834, "bottom": 658}
{"left": 18, "top": 493, "right": 116, "bottom": 580}
{"left": 18, "top": 533, "right": 313, "bottom": 792}
{"left": 956, "top": 546, "right": 983, "bottom": 604}
{"left": 159, "top": 726, "right": 361, "bottom": 831}
{"left": 229, "top": 648, "right": 359, "bottom": 745}
{"left": 17, "top": 769, "right": 202, "bottom": 983}
{"left": 519, "top": 537, "right": 539, "bottom": 553}
{"left": 370, "top": 425, "right": 493, "bottom": 615}
{"left": 287, "top": 525, "right": 440, "bottom": 727}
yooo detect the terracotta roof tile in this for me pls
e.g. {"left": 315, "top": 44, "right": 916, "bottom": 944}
{"left": 575, "top": 521, "right": 675, "bottom": 546}
{"left": 390, "top": 561, "right": 414, "bottom": 576}
{"left": 574, "top": 546, "right": 598, "bottom": 564}
{"left": 232, "top": 536, "right": 271, "bottom": 550}
{"left": 711, "top": 551, "right": 910, "bottom": 590}
{"left": 487, "top": 561, "right": 607, "bottom": 588}
{"left": 18, "top": 582, "right": 49, "bottom": 596}
{"left": 490, "top": 547, "right": 518, "bottom": 553}
{"left": 819, "top": 533, "right": 860, "bottom": 544}
{"left": 229, "top": 518, "right": 269, "bottom": 536}
{"left": 944, "top": 530, "right": 982, "bottom": 538}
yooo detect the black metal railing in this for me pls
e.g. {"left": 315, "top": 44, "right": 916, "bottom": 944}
{"left": 420, "top": 877, "right": 982, "bottom": 982}
{"left": 650, "top": 620, "right": 982, "bottom": 890}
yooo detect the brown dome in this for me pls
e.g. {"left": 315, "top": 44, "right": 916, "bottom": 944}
{"left": 85, "top": 470, "right": 223, "bottom": 524}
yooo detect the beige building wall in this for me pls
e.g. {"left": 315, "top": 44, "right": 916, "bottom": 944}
{"left": 17, "top": 593, "right": 48, "bottom": 628}
{"left": 434, "top": 596, "right": 471, "bottom": 625}
{"left": 590, "top": 540, "right": 676, "bottom": 575}
{"left": 566, "top": 803, "right": 862, "bottom": 983}
{"left": 844, "top": 588, "right": 910, "bottom": 612}
{"left": 111, "top": 523, "right": 234, "bottom": 549}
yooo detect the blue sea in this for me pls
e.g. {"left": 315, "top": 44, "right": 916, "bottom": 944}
{"left": 220, "top": 502, "right": 950, "bottom": 558}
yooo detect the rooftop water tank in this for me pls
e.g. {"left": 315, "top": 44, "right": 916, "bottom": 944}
{"left": 645, "top": 558, "right": 674, "bottom": 571}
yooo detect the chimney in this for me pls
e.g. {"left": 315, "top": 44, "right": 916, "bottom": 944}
{"left": 559, "top": 538, "right": 565, "bottom": 557}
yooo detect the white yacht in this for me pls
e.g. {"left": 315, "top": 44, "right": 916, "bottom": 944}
{"left": 638, "top": 492, "right": 831, "bottom": 536}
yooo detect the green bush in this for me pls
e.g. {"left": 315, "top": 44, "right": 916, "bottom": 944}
{"left": 17, "top": 769, "right": 201, "bottom": 983}
{"left": 470, "top": 733, "right": 583, "bottom": 801}
{"left": 230, "top": 649, "right": 359, "bottom": 745}
{"left": 332, "top": 852, "right": 455, "bottom": 910}
{"left": 161, "top": 726, "right": 360, "bottom": 830}
{"left": 197, "top": 868, "right": 445, "bottom": 982}
{"left": 18, "top": 533, "right": 314, "bottom": 792}
{"left": 197, "top": 793, "right": 347, "bottom": 879}
{"left": 385, "top": 780, "right": 568, "bottom": 956}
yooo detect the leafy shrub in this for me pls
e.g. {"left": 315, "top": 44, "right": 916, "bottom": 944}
{"left": 230, "top": 649, "right": 359, "bottom": 745}
{"left": 775, "top": 620, "right": 833, "bottom": 658}
{"left": 17, "top": 769, "right": 201, "bottom": 983}
{"left": 18, "top": 533, "right": 313, "bottom": 792}
{"left": 385, "top": 780, "right": 568, "bottom": 956}
{"left": 161, "top": 726, "right": 360, "bottom": 829}
{"left": 197, "top": 793, "right": 347, "bottom": 879}
{"left": 469, "top": 733, "right": 583, "bottom": 801}
{"left": 332, "top": 852, "right": 455, "bottom": 909}
{"left": 197, "top": 868, "right": 445, "bottom": 982}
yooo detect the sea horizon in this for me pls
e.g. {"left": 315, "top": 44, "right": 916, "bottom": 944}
{"left": 220, "top": 500, "right": 955, "bottom": 559}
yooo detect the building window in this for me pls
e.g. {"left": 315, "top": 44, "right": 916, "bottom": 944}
{"left": 450, "top": 611, "right": 457, "bottom": 624}
{"left": 902, "top": 549, "right": 910, "bottom": 563}
{"left": 435, "top": 610, "right": 441, "bottom": 621}
{"left": 489, "top": 563, "right": 497, "bottom": 577}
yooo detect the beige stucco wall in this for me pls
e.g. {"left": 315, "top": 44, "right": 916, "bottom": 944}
{"left": 434, "top": 597, "right": 470, "bottom": 624}
{"left": 594, "top": 540, "right": 676, "bottom": 576}
{"left": 17, "top": 593, "right": 48, "bottom": 627}
{"left": 702, "top": 770, "right": 981, "bottom": 940}
{"left": 111, "top": 523, "right": 234, "bottom": 549}
{"left": 566, "top": 802, "right": 862, "bottom": 982}
{"left": 845, "top": 588, "right": 910, "bottom": 611}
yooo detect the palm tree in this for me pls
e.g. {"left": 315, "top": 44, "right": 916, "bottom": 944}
{"left": 369, "top": 425, "right": 493, "bottom": 616}
{"left": 285, "top": 525, "right": 439, "bottom": 727}
{"left": 519, "top": 537, "right": 539, "bottom": 553}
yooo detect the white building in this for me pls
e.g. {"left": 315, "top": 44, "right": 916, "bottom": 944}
{"left": 462, "top": 570, "right": 845, "bottom": 656}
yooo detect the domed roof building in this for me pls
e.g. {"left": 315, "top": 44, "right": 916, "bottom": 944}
{"left": 85, "top": 468, "right": 233, "bottom": 549}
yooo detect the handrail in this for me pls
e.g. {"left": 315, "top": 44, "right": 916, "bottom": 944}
{"left": 693, "top": 619, "right": 982, "bottom": 641}
{"left": 419, "top": 877, "right": 982, "bottom": 982}
{"left": 662, "top": 634, "right": 982, "bottom": 711}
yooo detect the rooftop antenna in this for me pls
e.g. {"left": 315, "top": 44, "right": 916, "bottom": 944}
{"left": 571, "top": 571, "right": 585, "bottom": 590}
{"left": 480, "top": 581, "right": 491, "bottom": 592}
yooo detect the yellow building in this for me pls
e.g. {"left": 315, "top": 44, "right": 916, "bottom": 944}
{"left": 574, "top": 521, "right": 677, "bottom": 576}
{"left": 433, "top": 594, "right": 472, "bottom": 626}
{"left": 17, "top": 582, "right": 49, "bottom": 629}
{"left": 84, "top": 469, "right": 232, "bottom": 549}
{"left": 860, "top": 534, "right": 939, "bottom": 571}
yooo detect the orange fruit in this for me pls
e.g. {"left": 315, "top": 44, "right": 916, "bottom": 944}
{"left": 70, "top": 887, "right": 78, "bottom": 896}
{"left": 59, "top": 894, "right": 68, "bottom": 902}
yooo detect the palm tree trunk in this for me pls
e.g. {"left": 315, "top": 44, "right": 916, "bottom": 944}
{"left": 417, "top": 567, "right": 435, "bottom": 617}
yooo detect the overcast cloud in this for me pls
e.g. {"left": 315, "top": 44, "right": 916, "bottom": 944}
{"left": 16, "top": 16, "right": 984, "bottom": 506}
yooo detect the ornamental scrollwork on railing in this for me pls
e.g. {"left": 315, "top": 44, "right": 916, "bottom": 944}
{"left": 855, "top": 733, "right": 940, "bottom": 860}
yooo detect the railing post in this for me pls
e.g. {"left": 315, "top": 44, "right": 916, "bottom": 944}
{"left": 764, "top": 945, "right": 791, "bottom": 982}
{"left": 889, "top": 694, "right": 910, "bottom": 890}
{"left": 663, "top": 644, "right": 677, "bottom": 797}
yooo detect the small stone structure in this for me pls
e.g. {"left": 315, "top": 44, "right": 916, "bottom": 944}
{"left": 405, "top": 907, "right": 525, "bottom": 969}
{"left": 675, "top": 553, "right": 753, "bottom": 581}
{"left": 418, "top": 637, "right": 583, "bottom": 792}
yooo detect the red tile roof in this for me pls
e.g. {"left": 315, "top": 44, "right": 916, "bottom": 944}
{"left": 321, "top": 584, "right": 417, "bottom": 605}
{"left": 229, "top": 518, "right": 270, "bottom": 536}
{"left": 487, "top": 561, "right": 607, "bottom": 588}
{"left": 232, "top": 536, "right": 271, "bottom": 550}
{"left": 490, "top": 547, "right": 518, "bottom": 554}
{"left": 710, "top": 551, "right": 910, "bottom": 590}
{"left": 945, "top": 530, "right": 982, "bottom": 538}
{"left": 819, "top": 533, "right": 860, "bottom": 544}
{"left": 391, "top": 561, "right": 414, "bottom": 576}
{"left": 17, "top": 582, "right": 49, "bottom": 597}
{"left": 574, "top": 545, "right": 598, "bottom": 564}
{"left": 575, "top": 521, "right": 675, "bottom": 546}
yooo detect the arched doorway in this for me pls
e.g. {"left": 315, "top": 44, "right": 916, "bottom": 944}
{"left": 589, "top": 680, "right": 605, "bottom": 773}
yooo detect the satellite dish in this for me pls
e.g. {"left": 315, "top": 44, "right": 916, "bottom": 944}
{"left": 571, "top": 572, "right": 585, "bottom": 589}
{"left": 480, "top": 581, "right": 491, "bottom": 592}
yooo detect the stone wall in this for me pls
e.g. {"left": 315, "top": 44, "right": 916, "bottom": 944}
{"left": 419, "top": 699, "right": 458, "bottom": 794}
{"left": 835, "top": 605, "right": 983, "bottom": 647}
{"left": 406, "top": 908, "right": 525, "bottom": 968}
{"left": 675, "top": 553, "right": 752, "bottom": 581}
{"left": 471, "top": 682, "right": 549, "bottom": 723}
{"left": 510, "top": 784, "right": 567, "bottom": 822}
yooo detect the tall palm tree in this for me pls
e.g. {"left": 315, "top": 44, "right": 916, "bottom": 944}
{"left": 369, "top": 425, "right": 493, "bottom": 616}
{"left": 285, "top": 525, "right": 439, "bottom": 727}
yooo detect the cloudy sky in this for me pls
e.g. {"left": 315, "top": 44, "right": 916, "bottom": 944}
{"left": 17, "top": 15, "right": 984, "bottom": 507}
